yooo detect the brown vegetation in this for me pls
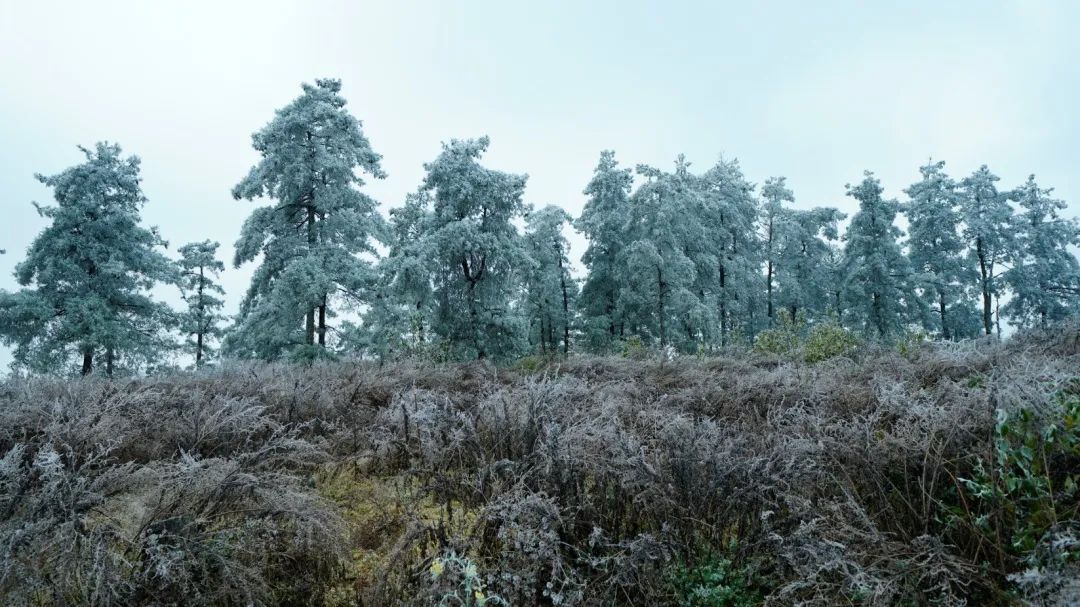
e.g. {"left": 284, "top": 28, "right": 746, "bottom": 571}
{"left": 1, "top": 324, "right": 1078, "bottom": 606}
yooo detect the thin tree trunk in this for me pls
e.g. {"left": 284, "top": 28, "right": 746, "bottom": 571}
{"left": 939, "top": 289, "right": 950, "bottom": 340}
{"left": 105, "top": 346, "right": 114, "bottom": 377}
{"left": 305, "top": 204, "right": 317, "bottom": 346}
{"left": 196, "top": 266, "right": 205, "bottom": 366}
{"left": 559, "top": 258, "right": 570, "bottom": 356}
{"left": 81, "top": 348, "right": 93, "bottom": 376}
{"left": 318, "top": 294, "right": 327, "bottom": 347}
{"left": 977, "top": 238, "right": 992, "bottom": 336}
{"left": 766, "top": 259, "right": 774, "bottom": 325}
{"left": 657, "top": 266, "right": 667, "bottom": 347}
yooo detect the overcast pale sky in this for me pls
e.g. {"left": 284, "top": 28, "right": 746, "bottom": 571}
{"left": 1, "top": 0, "right": 1077, "bottom": 366}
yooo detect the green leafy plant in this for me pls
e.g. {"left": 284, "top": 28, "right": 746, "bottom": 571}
{"left": 895, "top": 328, "right": 928, "bottom": 356}
{"left": 957, "top": 381, "right": 1080, "bottom": 564}
{"left": 664, "top": 553, "right": 761, "bottom": 607}
{"left": 802, "top": 321, "right": 860, "bottom": 363}
{"left": 755, "top": 312, "right": 860, "bottom": 363}
{"left": 754, "top": 311, "right": 805, "bottom": 357}
{"left": 620, "top": 335, "right": 648, "bottom": 360}
{"left": 429, "top": 553, "right": 507, "bottom": 607}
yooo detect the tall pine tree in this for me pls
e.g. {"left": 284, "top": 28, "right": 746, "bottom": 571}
{"left": 1003, "top": 175, "right": 1080, "bottom": 328}
{"left": 522, "top": 205, "right": 577, "bottom": 356}
{"left": 177, "top": 240, "right": 226, "bottom": 367}
{"left": 228, "top": 79, "right": 387, "bottom": 359}
{"left": 414, "top": 137, "right": 529, "bottom": 360}
{"left": 0, "top": 143, "right": 176, "bottom": 375}
{"left": 575, "top": 150, "right": 633, "bottom": 350}
{"left": 842, "top": 171, "right": 921, "bottom": 338}
{"left": 959, "top": 165, "right": 1014, "bottom": 336}
{"left": 903, "top": 160, "right": 974, "bottom": 339}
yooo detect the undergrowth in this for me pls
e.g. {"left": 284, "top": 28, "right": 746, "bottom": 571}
{"left": 1, "top": 321, "right": 1077, "bottom": 606}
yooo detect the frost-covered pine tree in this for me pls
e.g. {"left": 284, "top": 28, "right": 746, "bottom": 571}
{"left": 575, "top": 150, "right": 633, "bottom": 351}
{"left": 228, "top": 79, "right": 386, "bottom": 360}
{"left": 842, "top": 171, "right": 922, "bottom": 338}
{"left": 347, "top": 189, "right": 436, "bottom": 361}
{"left": 619, "top": 159, "right": 704, "bottom": 351}
{"left": 775, "top": 206, "right": 846, "bottom": 323}
{"left": 821, "top": 242, "right": 849, "bottom": 322}
{"left": 415, "top": 137, "right": 529, "bottom": 360}
{"left": 523, "top": 205, "right": 578, "bottom": 356}
{"left": 761, "top": 176, "right": 795, "bottom": 326}
{"left": 959, "top": 165, "right": 1015, "bottom": 336}
{"left": 1002, "top": 175, "right": 1080, "bottom": 328}
{"left": 0, "top": 143, "right": 176, "bottom": 375}
{"left": 903, "top": 160, "right": 976, "bottom": 339}
{"left": 699, "top": 157, "right": 761, "bottom": 345}
{"left": 177, "top": 240, "right": 226, "bottom": 367}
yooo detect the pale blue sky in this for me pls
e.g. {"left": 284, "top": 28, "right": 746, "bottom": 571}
{"left": 1, "top": 1, "right": 1077, "bottom": 366}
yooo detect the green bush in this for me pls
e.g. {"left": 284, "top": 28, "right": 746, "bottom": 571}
{"left": 429, "top": 552, "right": 506, "bottom": 606}
{"left": 802, "top": 322, "right": 860, "bottom": 363}
{"left": 664, "top": 553, "right": 760, "bottom": 607}
{"left": 895, "top": 328, "right": 928, "bottom": 356}
{"left": 953, "top": 381, "right": 1080, "bottom": 567}
{"left": 620, "top": 335, "right": 648, "bottom": 360}
{"left": 754, "top": 312, "right": 860, "bottom": 363}
{"left": 753, "top": 311, "right": 805, "bottom": 357}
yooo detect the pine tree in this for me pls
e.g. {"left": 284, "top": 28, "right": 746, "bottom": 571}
{"left": 761, "top": 176, "right": 794, "bottom": 326}
{"left": 959, "top": 166, "right": 1015, "bottom": 336}
{"left": 0, "top": 143, "right": 176, "bottom": 375}
{"left": 177, "top": 240, "right": 226, "bottom": 367}
{"left": 1003, "top": 175, "right": 1080, "bottom": 328}
{"left": 575, "top": 150, "right": 633, "bottom": 350}
{"left": 350, "top": 189, "right": 437, "bottom": 361}
{"left": 775, "top": 206, "right": 846, "bottom": 323}
{"left": 619, "top": 159, "right": 704, "bottom": 351}
{"left": 228, "top": 79, "right": 386, "bottom": 360}
{"left": 903, "top": 160, "right": 973, "bottom": 339}
{"left": 415, "top": 137, "right": 529, "bottom": 360}
{"left": 842, "top": 171, "right": 922, "bottom": 338}
{"left": 522, "top": 205, "right": 578, "bottom": 356}
{"left": 699, "top": 157, "right": 760, "bottom": 346}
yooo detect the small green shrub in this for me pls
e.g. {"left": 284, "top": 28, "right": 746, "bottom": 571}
{"left": 517, "top": 354, "right": 550, "bottom": 373}
{"left": 754, "top": 311, "right": 805, "bottom": 357}
{"left": 664, "top": 553, "right": 761, "bottom": 607}
{"left": 895, "top": 328, "right": 928, "bottom": 356}
{"left": 620, "top": 335, "right": 647, "bottom": 360}
{"left": 803, "top": 322, "right": 860, "bottom": 363}
{"left": 429, "top": 553, "right": 506, "bottom": 606}
{"left": 954, "top": 381, "right": 1080, "bottom": 566}
{"left": 754, "top": 312, "right": 859, "bottom": 363}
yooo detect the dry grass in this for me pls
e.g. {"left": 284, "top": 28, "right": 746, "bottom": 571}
{"left": 1, "top": 322, "right": 1078, "bottom": 606}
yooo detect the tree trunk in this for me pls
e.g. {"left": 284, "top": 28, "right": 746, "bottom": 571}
{"left": 559, "top": 258, "right": 571, "bottom": 356}
{"left": 657, "top": 266, "right": 667, "bottom": 347}
{"left": 105, "top": 346, "right": 114, "bottom": 377}
{"left": 766, "top": 259, "right": 774, "bottom": 326}
{"left": 977, "top": 238, "right": 992, "bottom": 336}
{"left": 939, "top": 289, "right": 950, "bottom": 340}
{"left": 318, "top": 294, "right": 327, "bottom": 347}
{"left": 718, "top": 260, "right": 727, "bottom": 347}
{"left": 872, "top": 291, "right": 885, "bottom": 337}
{"left": 305, "top": 204, "right": 317, "bottom": 346}
{"left": 196, "top": 266, "right": 205, "bottom": 366}
{"left": 81, "top": 348, "right": 94, "bottom": 376}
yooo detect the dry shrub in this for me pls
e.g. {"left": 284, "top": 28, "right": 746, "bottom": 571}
{"left": 1, "top": 322, "right": 1077, "bottom": 606}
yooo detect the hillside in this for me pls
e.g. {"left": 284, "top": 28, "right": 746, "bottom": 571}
{"left": 1, "top": 326, "right": 1078, "bottom": 606}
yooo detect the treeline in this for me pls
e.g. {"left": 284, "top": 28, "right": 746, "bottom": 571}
{"left": 1, "top": 78, "right": 1078, "bottom": 374}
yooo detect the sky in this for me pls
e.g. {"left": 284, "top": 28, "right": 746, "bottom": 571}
{"left": 1, "top": 0, "right": 1077, "bottom": 366}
